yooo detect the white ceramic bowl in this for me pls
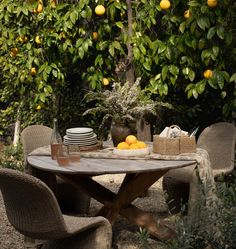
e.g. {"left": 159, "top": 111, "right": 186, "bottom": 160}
{"left": 113, "top": 147, "right": 150, "bottom": 157}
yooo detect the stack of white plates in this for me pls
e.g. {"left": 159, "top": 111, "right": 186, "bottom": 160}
{"left": 64, "top": 127, "right": 97, "bottom": 146}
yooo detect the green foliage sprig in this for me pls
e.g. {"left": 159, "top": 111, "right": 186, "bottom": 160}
{"left": 83, "top": 78, "right": 170, "bottom": 129}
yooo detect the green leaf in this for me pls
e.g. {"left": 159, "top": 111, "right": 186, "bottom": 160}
{"left": 158, "top": 44, "right": 166, "bottom": 54}
{"left": 198, "top": 38, "right": 206, "bottom": 50}
{"left": 165, "top": 47, "right": 172, "bottom": 60}
{"left": 133, "top": 47, "right": 140, "bottom": 60}
{"left": 185, "top": 83, "right": 194, "bottom": 91}
{"left": 225, "top": 32, "right": 233, "bottom": 46}
{"left": 161, "top": 65, "right": 168, "bottom": 81}
{"left": 179, "top": 22, "right": 186, "bottom": 33}
{"left": 207, "top": 26, "right": 216, "bottom": 40}
{"left": 212, "top": 46, "right": 219, "bottom": 57}
{"left": 39, "top": 93, "right": 46, "bottom": 103}
{"left": 52, "top": 69, "right": 57, "bottom": 78}
{"left": 216, "top": 73, "right": 224, "bottom": 89}
{"left": 95, "top": 54, "right": 103, "bottom": 66}
{"left": 116, "top": 22, "right": 124, "bottom": 29}
{"left": 189, "top": 69, "right": 196, "bottom": 82}
{"left": 143, "top": 61, "right": 151, "bottom": 71}
{"left": 70, "top": 11, "right": 78, "bottom": 24}
{"left": 139, "top": 44, "right": 146, "bottom": 55}
{"left": 109, "top": 46, "right": 115, "bottom": 56}
{"left": 196, "top": 81, "right": 206, "bottom": 94}
{"left": 216, "top": 26, "right": 224, "bottom": 39}
{"left": 76, "top": 38, "right": 83, "bottom": 48}
{"left": 192, "top": 89, "right": 198, "bottom": 99}
{"left": 78, "top": 47, "right": 84, "bottom": 59}
{"left": 230, "top": 73, "right": 236, "bottom": 83}
{"left": 188, "top": 1, "right": 200, "bottom": 7}
{"left": 197, "top": 17, "right": 210, "bottom": 30}
{"left": 187, "top": 89, "right": 193, "bottom": 99}
{"left": 169, "top": 65, "right": 179, "bottom": 76}
{"left": 112, "top": 41, "right": 121, "bottom": 50}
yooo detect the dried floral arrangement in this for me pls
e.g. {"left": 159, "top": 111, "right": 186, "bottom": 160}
{"left": 83, "top": 78, "right": 171, "bottom": 129}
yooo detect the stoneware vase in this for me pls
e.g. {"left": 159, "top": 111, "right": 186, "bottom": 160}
{"left": 110, "top": 122, "right": 136, "bottom": 147}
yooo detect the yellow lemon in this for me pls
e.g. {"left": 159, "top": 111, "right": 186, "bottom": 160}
{"left": 92, "top": 31, "right": 98, "bottom": 40}
{"left": 10, "top": 47, "right": 19, "bottom": 57}
{"left": 125, "top": 135, "right": 137, "bottom": 145}
{"left": 204, "top": 69, "right": 213, "bottom": 79}
{"left": 207, "top": 0, "right": 217, "bottom": 8}
{"left": 95, "top": 5, "right": 106, "bottom": 16}
{"left": 37, "top": 3, "right": 43, "bottom": 13}
{"left": 160, "top": 0, "right": 171, "bottom": 10}
{"left": 31, "top": 67, "right": 37, "bottom": 76}
{"left": 136, "top": 141, "right": 147, "bottom": 149}
{"left": 60, "top": 32, "right": 66, "bottom": 40}
{"left": 102, "top": 78, "right": 109, "bottom": 86}
{"left": 184, "top": 10, "right": 191, "bottom": 19}
{"left": 36, "top": 105, "right": 41, "bottom": 110}
{"left": 117, "top": 142, "right": 130, "bottom": 150}
{"left": 129, "top": 143, "right": 140, "bottom": 150}
{"left": 35, "top": 35, "right": 42, "bottom": 44}
{"left": 50, "top": 0, "right": 57, "bottom": 8}
{"left": 19, "top": 36, "right": 25, "bottom": 43}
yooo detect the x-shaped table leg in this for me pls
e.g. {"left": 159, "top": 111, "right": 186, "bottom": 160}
{"left": 58, "top": 170, "right": 176, "bottom": 241}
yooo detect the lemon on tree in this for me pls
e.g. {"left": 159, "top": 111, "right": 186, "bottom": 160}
{"left": 36, "top": 105, "right": 42, "bottom": 111}
{"left": 204, "top": 69, "right": 213, "bottom": 79}
{"left": 184, "top": 10, "right": 191, "bottom": 19}
{"left": 10, "top": 47, "right": 19, "bottom": 57}
{"left": 92, "top": 31, "right": 98, "bottom": 40}
{"left": 31, "top": 67, "right": 37, "bottom": 76}
{"left": 207, "top": 0, "right": 217, "bottom": 8}
{"left": 102, "top": 78, "right": 109, "bottom": 86}
{"left": 160, "top": 0, "right": 171, "bottom": 10}
{"left": 95, "top": 5, "right": 106, "bottom": 16}
{"left": 35, "top": 35, "right": 42, "bottom": 44}
{"left": 18, "top": 35, "right": 28, "bottom": 43}
{"left": 37, "top": 3, "right": 43, "bottom": 13}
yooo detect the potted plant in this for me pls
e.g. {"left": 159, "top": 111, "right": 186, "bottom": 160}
{"left": 83, "top": 78, "right": 168, "bottom": 146}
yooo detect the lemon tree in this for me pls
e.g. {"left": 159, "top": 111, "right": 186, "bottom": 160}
{"left": 0, "top": 0, "right": 235, "bottom": 138}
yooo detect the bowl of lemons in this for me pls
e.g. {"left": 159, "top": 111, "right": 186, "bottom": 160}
{"left": 113, "top": 135, "right": 150, "bottom": 156}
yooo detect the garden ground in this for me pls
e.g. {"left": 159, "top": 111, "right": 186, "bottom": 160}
{"left": 0, "top": 174, "right": 171, "bottom": 249}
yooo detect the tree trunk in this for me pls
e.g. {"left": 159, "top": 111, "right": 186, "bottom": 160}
{"left": 125, "top": 0, "right": 135, "bottom": 84}
{"left": 13, "top": 103, "right": 22, "bottom": 146}
{"left": 126, "top": 0, "right": 151, "bottom": 140}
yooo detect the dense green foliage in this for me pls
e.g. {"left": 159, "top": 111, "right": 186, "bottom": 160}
{"left": 0, "top": 0, "right": 235, "bottom": 136}
{"left": 169, "top": 175, "right": 236, "bottom": 249}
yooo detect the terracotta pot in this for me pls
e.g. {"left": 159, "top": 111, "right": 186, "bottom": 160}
{"left": 110, "top": 122, "right": 136, "bottom": 147}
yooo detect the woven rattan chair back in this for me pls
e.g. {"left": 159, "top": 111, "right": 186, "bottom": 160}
{"left": 0, "top": 168, "right": 69, "bottom": 240}
{"left": 21, "top": 125, "right": 52, "bottom": 173}
{"left": 197, "top": 122, "right": 236, "bottom": 176}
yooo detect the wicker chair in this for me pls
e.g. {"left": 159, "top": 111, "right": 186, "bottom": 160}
{"left": 162, "top": 122, "right": 236, "bottom": 213}
{"left": 0, "top": 168, "right": 112, "bottom": 249}
{"left": 21, "top": 125, "right": 90, "bottom": 214}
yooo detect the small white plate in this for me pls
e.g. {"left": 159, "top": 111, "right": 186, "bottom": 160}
{"left": 64, "top": 134, "right": 97, "bottom": 141}
{"left": 64, "top": 140, "right": 97, "bottom": 146}
{"left": 66, "top": 127, "right": 93, "bottom": 134}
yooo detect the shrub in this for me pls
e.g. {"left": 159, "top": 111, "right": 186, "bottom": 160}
{"left": 0, "top": 144, "right": 24, "bottom": 171}
{"left": 169, "top": 176, "right": 236, "bottom": 249}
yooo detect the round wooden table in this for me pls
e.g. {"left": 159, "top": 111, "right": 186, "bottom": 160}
{"left": 28, "top": 155, "right": 196, "bottom": 241}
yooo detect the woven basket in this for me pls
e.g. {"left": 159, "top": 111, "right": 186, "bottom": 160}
{"left": 153, "top": 125, "right": 196, "bottom": 155}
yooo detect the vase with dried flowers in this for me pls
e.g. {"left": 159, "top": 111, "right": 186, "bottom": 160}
{"left": 83, "top": 78, "right": 167, "bottom": 146}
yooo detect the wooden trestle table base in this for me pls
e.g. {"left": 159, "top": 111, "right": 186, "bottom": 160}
{"left": 27, "top": 156, "right": 196, "bottom": 241}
